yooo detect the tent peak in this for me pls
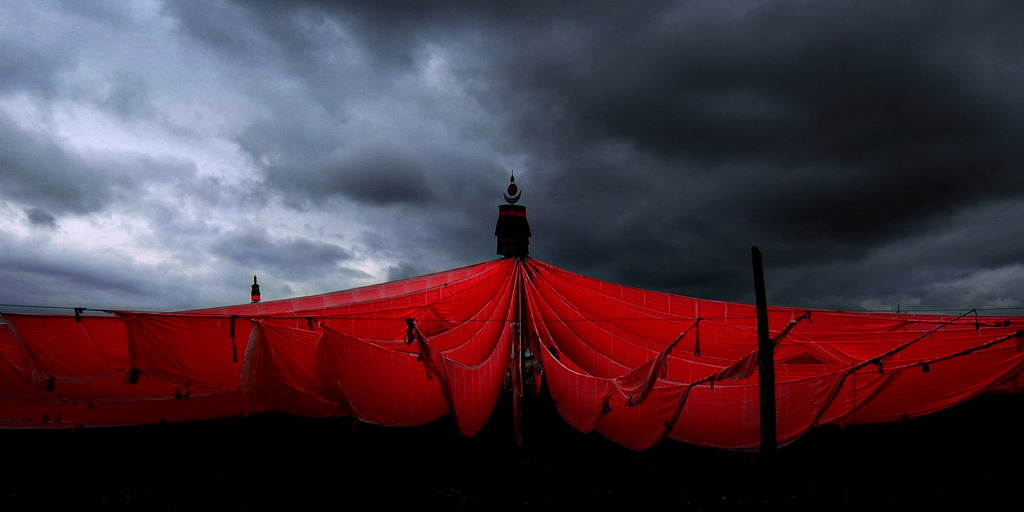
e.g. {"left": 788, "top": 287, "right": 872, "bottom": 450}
{"left": 496, "top": 174, "right": 531, "bottom": 258}
{"left": 504, "top": 172, "right": 521, "bottom": 204}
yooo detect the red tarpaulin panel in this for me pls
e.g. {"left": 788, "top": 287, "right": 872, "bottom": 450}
{"left": 4, "top": 314, "right": 131, "bottom": 381}
{"left": 241, "top": 322, "right": 348, "bottom": 418}
{"left": 0, "top": 257, "right": 1020, "bottom": 451}
{"left": 119, "top": 313, "right": 250, "bottom": 391}
{"left": 315, "top": 326, "right": 448, "bottom": 427}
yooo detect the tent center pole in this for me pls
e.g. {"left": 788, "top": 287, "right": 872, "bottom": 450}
{"left": 752, "top": 246, "right": 777, "bottom": 457}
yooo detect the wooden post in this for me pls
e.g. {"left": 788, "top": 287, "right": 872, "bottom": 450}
{"left": 752, "top": 246, "right": 777, "bottom": 456}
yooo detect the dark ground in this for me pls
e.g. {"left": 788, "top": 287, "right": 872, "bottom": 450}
{"left": 2, "top": 390, "right": 1021, "bottom": 511}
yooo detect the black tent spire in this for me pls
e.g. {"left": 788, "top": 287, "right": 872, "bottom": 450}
{"left": 495, "top": 174, "right": 531, "bottom": 258}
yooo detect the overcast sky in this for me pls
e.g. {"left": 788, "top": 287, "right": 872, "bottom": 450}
{"left": 2, "top": 1, "right": 1023, "bottom": 314}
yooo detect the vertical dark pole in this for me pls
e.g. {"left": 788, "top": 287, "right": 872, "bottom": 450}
{"left": 752, "top": 246, "right": 777, "bottom": 456}
{"left": 514, "top": 259, "right": 524, "bottom": 445}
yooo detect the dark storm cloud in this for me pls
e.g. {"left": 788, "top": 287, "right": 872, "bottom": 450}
{"left": 0, "top": 235, "right": 193, "bottom": 312}
{"left": 161, "top": 0, "right": 270, "bottom": 58}
{"left": 167, "top": 0, "right": 1024, "bottom": 309}
{"left": 2, "top": 253, "right": 147, "bottom": 297}
{"left": 0, "top": 41, "right": 68, "bottom": 96}
{"left": 333, "top": 159, "right": 433, "bottom": 206}
{"left": 0, "top": 232, "right": 264, "bottom": 313}
{"left": 385, "top": 261, "right": 430, "bottom": 282}
{"left": 486, "top": 6, "right": 1024, "bottom": 212}
{"left": 0, "top": 1, "right": 146, "bottom": 97}
{"left": 24, "top": 208, "right": 57, "bottom": 228}
{"left": 446, "top": 1, "right": 1024, "bottom": 307}
{"left": 211, "top": 226, "right": 362, "bottom": 280}
{"left": 0, "top": 113, "right": 199, "bottom": 215}
{"left": 261, "top": 152, "right": 436, "bottom": 207}
{"left": 4, "top": 1, "right": 1022, "bottom": 312}
{"left": 764, "top": 198, "right": 1024, "bottom": 310}
{"left": 0, "top": 114, "right": 107, "bottom": 214}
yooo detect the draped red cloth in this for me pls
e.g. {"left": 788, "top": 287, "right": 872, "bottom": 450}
{"left": 2, "top": 258, "right": 1021, "bottom": 450}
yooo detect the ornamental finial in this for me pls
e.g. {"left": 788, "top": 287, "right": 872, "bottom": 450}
{"left": 503, "top": 172, "right": 521, "bottom": 204}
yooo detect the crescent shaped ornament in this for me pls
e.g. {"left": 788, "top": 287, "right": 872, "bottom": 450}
{"left": 504, "top": 178, "right": 521, "bottom": 204}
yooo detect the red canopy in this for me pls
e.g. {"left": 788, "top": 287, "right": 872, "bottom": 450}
{"left": 2, "top": 258, "right": 1021, "bottom": 450}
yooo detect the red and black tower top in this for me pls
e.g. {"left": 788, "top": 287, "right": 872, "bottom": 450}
{"left": 250, "top": 275, "right": 261, "bottom": 303}
{"left": 495, "top": 174, "right": 531, "bottom": 258}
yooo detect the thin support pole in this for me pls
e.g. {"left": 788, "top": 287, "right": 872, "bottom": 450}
{"left": 752, "top": 246, "right": 777, "bottom": 456}
{"left": 514, "top": 260, "right": 525, "bottom": 445}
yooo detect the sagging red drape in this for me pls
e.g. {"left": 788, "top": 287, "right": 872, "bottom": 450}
{"left": 2, "top": 258, "right": 1021, "bottom": 451}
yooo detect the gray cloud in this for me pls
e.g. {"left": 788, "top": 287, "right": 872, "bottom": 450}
{"left": 228, "top": 0, "right": 1024, "bottom": 309}
{"left": 24, "top": 208, "right": 57, "bottom": 228}
{"left": 0, "top": 233, "right": 192, "bottom": 311}
{"left": 211, "top": 226, "right": 357, "bottom": 279}
{"left": 0, "top": 113, "right": 200, "bottom": 215}
{"left": 1, "top": 1, "right": 1023, "bottom": 314}
{"left": 260, "top": 151, "right": 436, "bottom": 207}
{"left": 0, "top": 114, "right": 110, "bottom": 214}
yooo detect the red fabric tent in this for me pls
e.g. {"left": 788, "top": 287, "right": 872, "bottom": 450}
{"left": 2, "top": 258, "right": 1021, "bottom": 450}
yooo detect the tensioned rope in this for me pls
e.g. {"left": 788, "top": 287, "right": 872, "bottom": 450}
{"left": 850, "top": 309, "right": 978, "bottom": 373}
